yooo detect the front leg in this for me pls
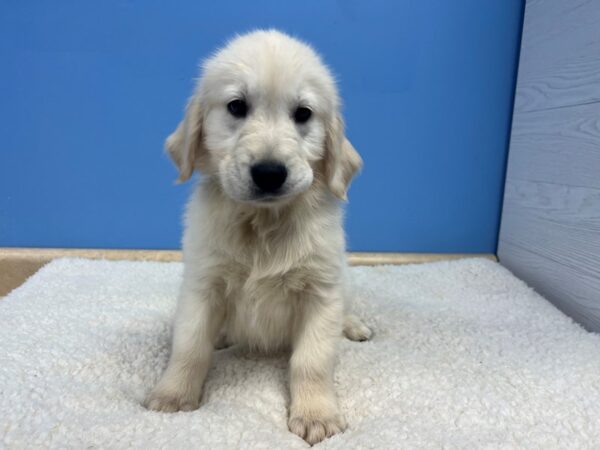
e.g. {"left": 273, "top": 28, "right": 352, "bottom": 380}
{"left": 145, "top": 276, "right": 225, "bottom": 412}
{"left": 288, "top": 288, "right": 346, "bottom": 445}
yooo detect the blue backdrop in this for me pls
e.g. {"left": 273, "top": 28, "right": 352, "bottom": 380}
{"left": 0, "top": 0, "right": 523, "bottom": 252}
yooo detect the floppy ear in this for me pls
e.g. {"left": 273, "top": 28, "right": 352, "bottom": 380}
{"left": 324, "top": 114, "right": 363, "bottom": 200}
{"left": 165, "top": 95, "right": 206, "bottom": 183}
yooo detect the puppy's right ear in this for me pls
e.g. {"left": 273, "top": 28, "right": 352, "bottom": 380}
{"left": 165, "top": 95, "right": 206, "bottom": 183}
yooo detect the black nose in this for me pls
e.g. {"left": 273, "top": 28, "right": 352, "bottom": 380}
{"left": 250, "top": 161, "right": 288, "bottom": 193}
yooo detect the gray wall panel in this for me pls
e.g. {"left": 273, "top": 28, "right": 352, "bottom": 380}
{"left": 498, "top": 0, "right": 600, "bottom": 331}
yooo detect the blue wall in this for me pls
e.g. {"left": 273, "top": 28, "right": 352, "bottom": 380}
{"left": 0, "top": 1, "right": 523, "bottom": 252}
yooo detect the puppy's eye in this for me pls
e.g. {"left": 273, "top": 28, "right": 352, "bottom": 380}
{"left": 227, "top": 99, "right": 248, "bottom": 118}
{"left": 293, "top": 106, "right": 312, "bottom": 124}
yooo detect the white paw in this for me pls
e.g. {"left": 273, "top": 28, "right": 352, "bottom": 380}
{"left": 288, "top": 414, "right": 346, "bottom": 445}
{"left": 144, "top": 387, "right": 200, "bottom": 413}
{"left": 343, "top": 314, "right": 373, "bottom": 342}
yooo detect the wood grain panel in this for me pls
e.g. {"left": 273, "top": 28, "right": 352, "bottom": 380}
{"left": 515, "top": 0, "right": 600, "bottom": 112}
{"left": 508, "top": 102, "right": 600, "bottom": 188}
{"left": 518, "top": 0, "right": 600, "bottom": 73}
{"left": 498, "top": 241, "right": 600, "bottom": 332}
{"left": 499, "top": 0, "right": 600, "bottom": 331}
{"left": 514, "top": 60, "right": 600, "bottom": 113}
{"left": 500, "top": 180, "right": 600, "bottom": 278}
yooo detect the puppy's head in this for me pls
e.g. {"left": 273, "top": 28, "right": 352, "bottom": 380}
{"left": 166, "top": 30, "right": 362, "bottom": 205}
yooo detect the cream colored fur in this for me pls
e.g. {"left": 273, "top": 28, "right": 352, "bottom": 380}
{"left": 144, "top": 30, "right": 371, "bottom": 445}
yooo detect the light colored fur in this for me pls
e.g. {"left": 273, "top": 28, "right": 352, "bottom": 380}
{"left": 144, "top": 30, "right": 371, "bottom": 445}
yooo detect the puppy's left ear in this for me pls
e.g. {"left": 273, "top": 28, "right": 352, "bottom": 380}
{"left": 324, "top": 114, "right": 363, "bottom": 201}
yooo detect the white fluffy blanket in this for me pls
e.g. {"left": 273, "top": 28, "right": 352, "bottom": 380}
{"left": 1, "top": 258, "right": 599, "bottom": 449}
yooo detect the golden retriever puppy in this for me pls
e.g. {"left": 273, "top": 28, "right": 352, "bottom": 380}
{"left": 145, "top": 29, "right": 371, "bottom": 445}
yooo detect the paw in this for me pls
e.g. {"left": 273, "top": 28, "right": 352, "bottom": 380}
{"left": 343, "top": 314, "right": 373, "bottom": 342}
{"left": 288, "top": 414, "right": 346, "bottom": 445}
{"left": 144, "top": 387, "right": 200, "bottom": 413}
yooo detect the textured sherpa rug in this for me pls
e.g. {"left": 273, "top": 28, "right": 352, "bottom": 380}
{"left": 1, "top": 258, "right": 600, "bottom": 449}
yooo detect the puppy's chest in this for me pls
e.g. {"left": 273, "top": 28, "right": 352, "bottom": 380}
{"left": 216, "top": 209, "right": 316, "bottom": 265}
{"left": 222, "top": 265, "right": 308, "bottom": 350}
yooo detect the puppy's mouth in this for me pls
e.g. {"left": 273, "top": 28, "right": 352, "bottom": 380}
{"left": 220, "top": 160, "right": 313, "bottom": 206}
{"left": 250, "top": 189, "right": 293, "bottom": 206}
{"left": 254, "top": 194, "right": 280, "bottom": 202}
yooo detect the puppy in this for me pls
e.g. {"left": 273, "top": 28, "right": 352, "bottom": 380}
{"left": 145, "top": 30, "right": 371, "bottom": 445}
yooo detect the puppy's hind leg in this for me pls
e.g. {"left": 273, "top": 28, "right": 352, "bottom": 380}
{"left": 343, "top": 314, "right": 372, "bottom": 342}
